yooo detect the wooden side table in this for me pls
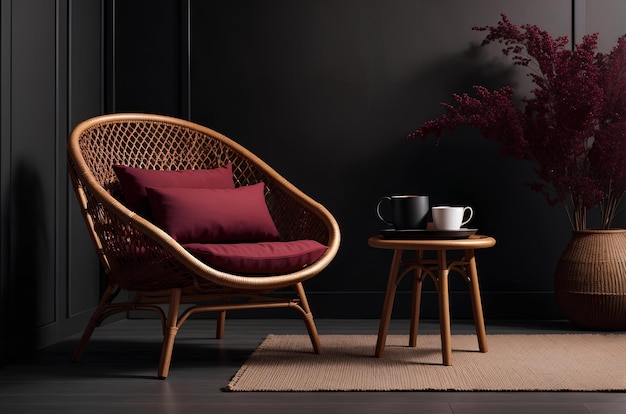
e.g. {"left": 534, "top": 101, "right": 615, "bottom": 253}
{"left": 368, "top": 234, "right": 496, "bottom": 365}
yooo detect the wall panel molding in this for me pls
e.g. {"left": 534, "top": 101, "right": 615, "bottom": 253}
{"left": 0, "top": 0, "right": 13, "bottom": 357}
{"left": 181, "top": 0, "right": 191, "bottom": 119}
{"left": 0, "top": 0, "right": 105, "bottom": 366}
{"left": 573, "top": 0, "right": 586, "bottom": 44}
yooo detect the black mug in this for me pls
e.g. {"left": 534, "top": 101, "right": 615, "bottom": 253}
{"left": 376, "top": 195, "right": 430, "bottom": 230}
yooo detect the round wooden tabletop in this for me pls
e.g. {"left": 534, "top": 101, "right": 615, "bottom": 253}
{"left": 368, "top": 234, "right": 496, "bottom": 251}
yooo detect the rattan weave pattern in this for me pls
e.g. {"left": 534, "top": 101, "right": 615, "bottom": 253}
{"left": 69, "top": 115, "right": 339, "bottom": 292}
{"left": 554, "top": 229, "right": 626, "bottom": 330}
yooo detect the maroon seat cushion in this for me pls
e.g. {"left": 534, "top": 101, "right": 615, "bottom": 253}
{"left": 183, "top": 240, "right": 328, "bottom": 274}
{"left": 113, "top": 163, "right": 234, "bottom": 216}
{"left": 146, "top": 183, "right": 281, "bottom": 244}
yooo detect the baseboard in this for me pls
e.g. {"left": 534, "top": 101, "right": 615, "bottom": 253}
{"left": 127, "top": 291, "right": 563, "bottom": 320}
{"left": 306, "top": 291, "right": 563, "bottom": 320}
{"left": 0, "top": 322, "right": 58, "bottom": 368}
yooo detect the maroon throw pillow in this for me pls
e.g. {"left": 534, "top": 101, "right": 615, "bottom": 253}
{"left": 183, "top": 240, "right": 328, "bottom": 274}
{"left": 146, "top": 183, "right": 281, "bottom": 243}
{"left": 113, "top": 163, "right": 234, "bottom": 216}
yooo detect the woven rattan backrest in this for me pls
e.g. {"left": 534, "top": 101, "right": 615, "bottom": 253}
{"left": 68, "top": 114, "right": 336, "bottom": 290}
{"left": 72, "top": 115, "right": 329, "bottom": 244}
{"left": 77, "top": 119, "right": 257, "bottom": 198}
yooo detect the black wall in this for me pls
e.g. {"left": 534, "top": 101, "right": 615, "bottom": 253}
{"left": 2, "top": 0, "right": 626, "bottom": 364}
{"left": 0, "top": 0, "right": 103, "bottom": 365}
{"left": 112, "top": 0, "right": 626, "bottom": 320}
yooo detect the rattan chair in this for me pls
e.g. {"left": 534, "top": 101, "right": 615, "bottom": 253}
{"left": 68, "top": 113, "right": 340, "bottom": 379}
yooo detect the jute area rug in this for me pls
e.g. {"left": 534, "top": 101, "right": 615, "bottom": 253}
{"left": 226, "top": 334, "right": 626, "bottom": 392}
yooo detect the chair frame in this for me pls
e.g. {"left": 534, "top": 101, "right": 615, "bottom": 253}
{"left": 68, "top": 113, "right": 340, "bottom": 378}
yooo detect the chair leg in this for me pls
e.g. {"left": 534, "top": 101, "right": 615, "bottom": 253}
{"left": 466, "top": 249, "right": 488, "bottom": 353}
{"left": 72, "top": 284, "right": 118, "bottom": 362}
{"left": 409, "top": 250, "right": 424, "bottom": 348}
{"left": 375, "top": 249, "right": 403, "bottom": 358}
{"left": 409, "top": 275, "right": 423, "bottom": 348}
{"left": 216, "top": 310, "right": 226, "bottom": 339}
{"left": 293, "top": 282, "right": 322, "bottom": 354}
{"left": 437, "top": 250, "right": 452, "bottom": 366}
{"left": 157, "top": 288, "right": 182, "bottom": 379}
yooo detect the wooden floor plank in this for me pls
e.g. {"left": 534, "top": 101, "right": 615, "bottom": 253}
{"left": 0, "top": 319, "right": 624, "bottom": 413}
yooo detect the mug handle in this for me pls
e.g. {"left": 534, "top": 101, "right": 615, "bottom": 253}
{"left": 461, "top": 206, "right": 474, "bottom": 227}
{"left": 376, "top": 197, "right": 393, "bottom": 226}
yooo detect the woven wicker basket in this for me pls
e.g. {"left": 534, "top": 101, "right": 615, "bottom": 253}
{"left": 554, "top": 229, "right": 626, "bottom": 330}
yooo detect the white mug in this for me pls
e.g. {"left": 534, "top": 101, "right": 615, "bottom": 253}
{"left": 432, "top": 206, "right": 473, "bottom": 230}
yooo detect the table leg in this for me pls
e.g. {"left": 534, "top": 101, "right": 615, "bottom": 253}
{"left": 375, "top": 249, "right": 403, "bottom": 358}
{"left": 437, "top": 250, "right": 452, "bottom": 366}
{"left": 466, "top": 248, "right": 488, "bottom": 353}
{"left": 409, "top": 250, "right": 423, "bottom": 348}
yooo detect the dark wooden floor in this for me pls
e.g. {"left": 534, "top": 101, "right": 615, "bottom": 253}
{"left": 0, "top": 318, "right": 625, "bottom": 414}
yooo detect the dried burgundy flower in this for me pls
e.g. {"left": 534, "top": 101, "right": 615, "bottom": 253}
{"left": 411, "top": 14, "right": 626, "bottom": 230}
